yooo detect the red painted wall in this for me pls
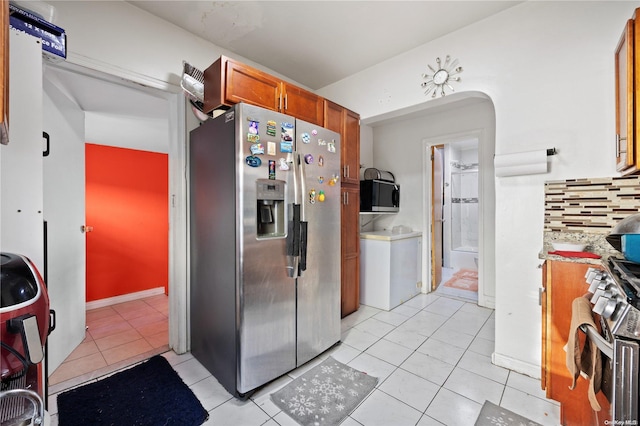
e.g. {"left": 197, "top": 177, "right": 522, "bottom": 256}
{"left": 85, "top": 144, "right": 168, "bottom": 302}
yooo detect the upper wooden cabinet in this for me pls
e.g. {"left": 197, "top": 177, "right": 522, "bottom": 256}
{"left": 615, "top": 9, "right": 640, "bottom": 175}
{"left": 615, "top": 18, "right": 636, "bottom": 173}
{"left": 324, "top": 100, "right": 360, "bottom": 185}
{"left": 204, "top": 56, "right": 323, "bottom": 125}
{"left": 282, "top": 83, "right": 323, "bottom": 125}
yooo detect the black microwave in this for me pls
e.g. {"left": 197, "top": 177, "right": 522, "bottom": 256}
{"left": 360, "top": 180, "right": 400, "bottom": 212}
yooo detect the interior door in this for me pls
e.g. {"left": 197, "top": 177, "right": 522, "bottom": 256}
{"left": 431, "top": 146, "right": 444, "bottom": 291}
{"left": 42, "top": 73, "right": 87, "bottom": 372}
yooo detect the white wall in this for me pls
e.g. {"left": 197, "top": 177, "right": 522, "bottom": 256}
{"left": 318, "top": 1, "right": 636, "bottom": 376}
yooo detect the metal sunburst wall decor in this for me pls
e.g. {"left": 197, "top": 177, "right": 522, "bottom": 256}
{"left": 421, "top": 55, "right": 463, "bottom": 98}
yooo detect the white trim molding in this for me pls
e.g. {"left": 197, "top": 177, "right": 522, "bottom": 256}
{"left": 86, "top": 287, "right": 166, "bottom": 310}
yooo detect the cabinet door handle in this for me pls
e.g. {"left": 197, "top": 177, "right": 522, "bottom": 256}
{"left": 539, "top": 287, "right": 545, "bottom": 306}
{"left": 342, "top": 191, "right": 349, "bottom": 205}
{"left": 284, "top": 94, "right": 288, "bottom": 110}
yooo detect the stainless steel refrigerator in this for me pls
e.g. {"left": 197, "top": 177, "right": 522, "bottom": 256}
{"left": 189, "top": 103, "right": 341, "bottom": 398}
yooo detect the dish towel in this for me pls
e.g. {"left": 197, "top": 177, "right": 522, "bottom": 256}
{"left": 566, "top": 295, "right": 602, "bottom": 411}
{"left": 548, "top": 250, "right": 601, "bottom": 259}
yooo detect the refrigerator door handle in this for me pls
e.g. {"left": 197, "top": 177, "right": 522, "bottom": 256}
{"left": 286, "top": 203, "right": 301, "bottom": 278}
{"left": 299, "top": 154, "right": 307, "bottom": 221}
{"left": 299, "top": 221, "right": 308, "bottom": 273}
{"left": 291, "top": 153, "right": 300, "bottom": 205}
{"left": 298, "top": 154, "right": 308, "bottom": 274}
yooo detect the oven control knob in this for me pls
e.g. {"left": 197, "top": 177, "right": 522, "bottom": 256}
{"left": 602, "top": 298, "right": 618, "bottom": 319}
{"left": 586, "top": 270, "right": 604, "bottom": 284}
{"left": 588, "top": 278, "right": 607, "bottom": 294}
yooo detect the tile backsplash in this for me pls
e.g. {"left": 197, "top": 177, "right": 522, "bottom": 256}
{"left": 544, "top": 176, "right": 640, "bottom": 234}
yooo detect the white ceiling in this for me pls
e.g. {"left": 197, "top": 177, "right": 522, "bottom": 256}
{"left": 127, "top": 1, "right": 522, "bottom": 90}
{"left": 43, "top": 1, "right": 522, "bottom": 151}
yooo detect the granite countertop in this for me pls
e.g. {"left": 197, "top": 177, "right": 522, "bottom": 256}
{"left": 539, "top": 231, "right": 622, "bottom": 265}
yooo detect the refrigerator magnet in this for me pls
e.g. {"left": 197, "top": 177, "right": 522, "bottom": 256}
{"left": 245, "top": 155, "right": 262, "bottom": 167}
{"left": 248, "top": 120, "right": 259, "bottom": 135}
{"left": 304, "top": 154, "right": 314, "bottom": 164}
{"left": 328, "top": 141, "right": 336, "bottom": 153}
{"left": 318, "top": 190, "right": 325, "bottom": 202}
{"left": 317, "top": 139, "right": 327, "bottom": 146}
{"left": 280, "top": 141, "right": 293, "bottom": 153}
{"left": 266, "top": 120, "right": 277, "bottom": 136}
{"left": 268, "top": 160, "right": 276, "bottom": 179}
{"left": 309, "top": 189, "right": 316, "bottom": 204}
{"left": 281, "top": 122, "right": 294, "bottom": 142}
{"left": 279, "top": 158, "right": 290, "bottom": 171}
{"left": 312, "top": 129, "right": 318, "bottom": 136}
{"left": 318, "top": 155, "right": 324, "bottom": 167}
{"left": 318, "top": 176, "right": 324, "bottom": 184}
{"left": 267, "top": 142, "right": 277, "bottom": 156}
{"left": 247, "top": 133, "right": 260, "bottom": 143}
{"left": 301, "top": 133, "right": 311, "bottom": 144}
{"left": 250, "top": 143, "right": 264, "bottom": 155}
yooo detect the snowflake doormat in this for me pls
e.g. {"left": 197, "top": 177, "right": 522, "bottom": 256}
{"left": 270, "top": 357, "right": 378, "bottom": 426}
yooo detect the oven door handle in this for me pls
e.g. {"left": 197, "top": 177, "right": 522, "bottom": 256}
{"left": 579, "top": 324, "right": 613, "bottom": 359}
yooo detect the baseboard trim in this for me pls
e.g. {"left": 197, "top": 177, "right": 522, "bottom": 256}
{"left": 86, "top": 287, "right": 166, "bottom": 310}
{"left": 492, "top": 352, "right": 540, "bottom": 379}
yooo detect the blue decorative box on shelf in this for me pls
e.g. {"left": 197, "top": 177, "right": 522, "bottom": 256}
{"left": 9, "top": 3, "right": 66, "bottom": 62}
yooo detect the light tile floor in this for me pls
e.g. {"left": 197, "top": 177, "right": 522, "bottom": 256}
{"left": 47, "top": 292, "right": 561, "bottom": 426}
{"left": 48, "top": 294, "right": 169, "bottom": 394}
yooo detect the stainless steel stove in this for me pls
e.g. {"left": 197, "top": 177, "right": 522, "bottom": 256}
{"left": 586, "top": 257, "right": 640, "bottom": 422}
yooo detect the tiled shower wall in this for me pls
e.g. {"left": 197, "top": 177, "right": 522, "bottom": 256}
{"left": 544, "top": 176, "right": 640, "bottom": 234}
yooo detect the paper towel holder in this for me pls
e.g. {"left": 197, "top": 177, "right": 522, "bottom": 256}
{"left": 493, "top": 148, "right": 557, "bottom": 159}
{"left": 493, "top": 147, "right": 557, "bottom": 177}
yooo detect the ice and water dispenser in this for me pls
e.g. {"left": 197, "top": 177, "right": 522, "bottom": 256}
{"left": 256, "top": 179, "right": 286, "bottom": 238}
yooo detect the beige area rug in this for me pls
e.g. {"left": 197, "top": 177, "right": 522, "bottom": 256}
{"left": 443, "top": 268, "right": 478, "bottom": 292}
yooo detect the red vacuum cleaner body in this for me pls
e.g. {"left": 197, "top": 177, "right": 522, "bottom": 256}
{"left": 1, "top": 253, "right": 52, "bottom": 381}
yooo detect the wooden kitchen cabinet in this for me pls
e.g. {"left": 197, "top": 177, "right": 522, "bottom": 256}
{"left": 341, "top": 185, "right": 360, "bottom": 317}
{"left": 281, "top": 83, "right": 323, "bottom": 125}
{"left": 615, "top": 18, "right": 636, "bottom": 173}
{"left": 324, "top": 100, "right": 361, "bottom": 185}
{"left": 615, "top": 9, "right": 640, "bottom": 174}
{"left": 204, "top": 56, "right": 323, "bottom": 125}
{"left": 541, "top": 260, "right": 611, "bottom": 425}
{"left": 343, "top": 109, "right": 361, "bottom": 186}
{"left": 325, "top": 100, "right": 361, "bottom": 317}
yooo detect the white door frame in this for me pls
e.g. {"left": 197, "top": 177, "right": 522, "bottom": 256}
{"left": 45, "top": 60, "right": 189, "bottom": 354}
{"left": 422, "top": 129, "right": 495, "bottom": 308}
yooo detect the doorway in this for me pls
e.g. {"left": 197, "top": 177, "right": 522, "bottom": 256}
{"left": 430, "top": 137, "right": 479, "bottom": 301}
{"left": 41, "top": 62, "right": 188, "bottom": 389}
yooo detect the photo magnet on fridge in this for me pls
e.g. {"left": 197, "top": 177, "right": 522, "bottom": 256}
{"left": 280, "top": 141, "right": 293, "bottom": 153}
